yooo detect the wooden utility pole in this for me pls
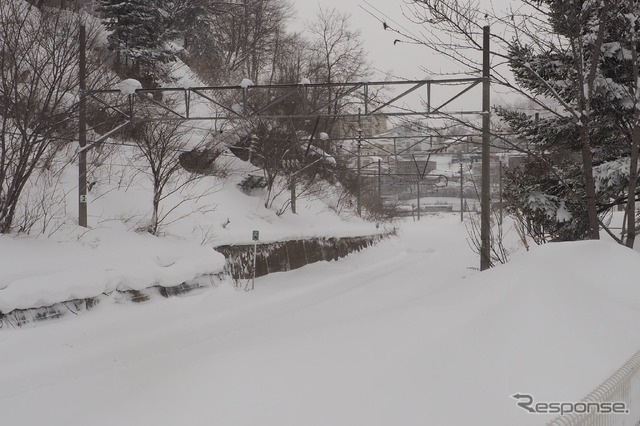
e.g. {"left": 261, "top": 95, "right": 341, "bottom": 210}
{"left": 290, "top": 173, "right": 296, "bottom": 214}
{"left": 78, "top": 23, "right": 88, "bottom": 228}
{"left": 480, "top": 25, "right": 491, "bottom": 271}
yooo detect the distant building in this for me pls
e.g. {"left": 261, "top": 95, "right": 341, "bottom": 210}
{"left": 374, "top": 123, "right": 435, "bottom": 156}
{"left": 395, "top": 158, "right": 436, "bottom": 176}
{"left": 333, "top": 115, "right": 388, "bottom": 139}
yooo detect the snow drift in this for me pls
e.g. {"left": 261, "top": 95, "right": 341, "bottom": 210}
{"left": 1, "top": 218, "right": 639, "bottom": 426}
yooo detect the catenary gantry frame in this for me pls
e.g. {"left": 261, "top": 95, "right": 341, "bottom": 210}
{"left": 78, "top": 25, "right": 492, "bottom": 270}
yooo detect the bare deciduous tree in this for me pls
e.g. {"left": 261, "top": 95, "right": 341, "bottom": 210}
{"left": 0, "top": 1, "right": 108, "bottom": 233}
{"left": 210, "top": 0, "right": 294, "bottom": 83}
{"left": 129, "top": 120, "right": 214, "bottom": 235}
{"left": 307, "top": 7, "right": 372, "bottom": 134}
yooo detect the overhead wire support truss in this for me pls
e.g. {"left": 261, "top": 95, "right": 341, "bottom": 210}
{"left": 80, "top": 76, "right": 487, "bottom": 229}
{"left": 87, "top": 76, "right": 485, "bottom": 123}
{"left": 79, "top": 34, "right": 489, "bottom": 271}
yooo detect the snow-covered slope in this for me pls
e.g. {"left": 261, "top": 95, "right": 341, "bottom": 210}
{"left": 0, "top": 148, "right": 384, "bottom": 314}
{"left": 1, "top": 216, "right": 638, "bottom": 425}
{"left": 85, "top": 147, "right": 382, "bottom": 245}
{"left": 0, "top": 52, "right": 385, "bottom": 315}
{"left": 0, "top": 228, "right": 225, "bottom": 313}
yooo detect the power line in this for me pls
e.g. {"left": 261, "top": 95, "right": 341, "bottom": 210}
{"left": 359, "top": 0, "right": 426, "bottom": 46}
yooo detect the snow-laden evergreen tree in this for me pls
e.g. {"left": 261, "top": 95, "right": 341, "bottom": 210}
{"left": 498, "top": 0, "right": 640, "bottom": 242}
{"left": 100, "top": 0, "right": 177, "bottom": 84}
{"left": 399, "top": 0, "right": 640, "bottom": 244}
{"left": 595, "top": 0, "right": 640, "bottom": 247}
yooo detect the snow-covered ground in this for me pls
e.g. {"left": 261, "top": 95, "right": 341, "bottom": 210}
{"left": 0, "top": 149, "right": 384, "bottom": 314}
{"left": 85, "top": 148, "right": 383, "bottom": 246}
{"left": 2, "top": 215, "right": 639, "bottom": 425}
{"left": 0, "top": 228, "right": 226, "bottom": 312}
{"left": 0, "top": 124, "right": 386, "bottom": 315}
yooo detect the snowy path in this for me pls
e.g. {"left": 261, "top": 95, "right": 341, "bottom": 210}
{"left": 2, "top": 215, "right": 640, "bottom": 425}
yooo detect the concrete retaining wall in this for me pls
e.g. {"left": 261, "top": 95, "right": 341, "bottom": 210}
{"left": 216, "top": 232, "right": 392, "bottom": 280}
{"left": 0, "top": 232, "right": 392, "bottom": 328}
{"left": 0, "top": 274, "right": 223, "bottom": 328}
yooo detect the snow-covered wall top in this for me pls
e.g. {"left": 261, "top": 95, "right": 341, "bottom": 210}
{"left": 0, "top": 228, "right": 225, "bottom": 314}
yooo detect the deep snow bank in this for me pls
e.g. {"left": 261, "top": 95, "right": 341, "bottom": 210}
{"left": 2, "top": 218, "right": 639, "bottom": 426}
{"left": 428, "top": 239, "right": 640, "bottom": 424}
{"left": 0, "top": 228, "right": 226, "bottom": 314}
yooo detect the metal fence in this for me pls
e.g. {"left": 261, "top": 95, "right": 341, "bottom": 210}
{"left": 548, "top": 349, "right": 640, "bottom": 426}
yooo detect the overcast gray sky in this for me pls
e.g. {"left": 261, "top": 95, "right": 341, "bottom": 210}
{"left": 290, "top": 0, "right": 521, "bottom": 111}
{"left": 291, "top": 0, "right": 427, "bottom": 81}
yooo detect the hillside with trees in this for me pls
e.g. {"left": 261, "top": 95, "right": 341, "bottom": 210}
{"left": 0, "top": 0, "right": 377, "bottom": 238}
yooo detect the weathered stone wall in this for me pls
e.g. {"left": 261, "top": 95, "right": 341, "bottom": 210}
{"left": 0, "top": 232, "right": 393, "bottom": 328}
{"left": 0, "top": 274, "right": 223, "bottom": 328}
{"left": 216, "top": 233, "right": 393, "bottom": 280}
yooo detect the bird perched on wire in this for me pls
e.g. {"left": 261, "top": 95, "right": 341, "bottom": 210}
{"left": 383, "top": 21, "right": 388, "bottom": 30}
